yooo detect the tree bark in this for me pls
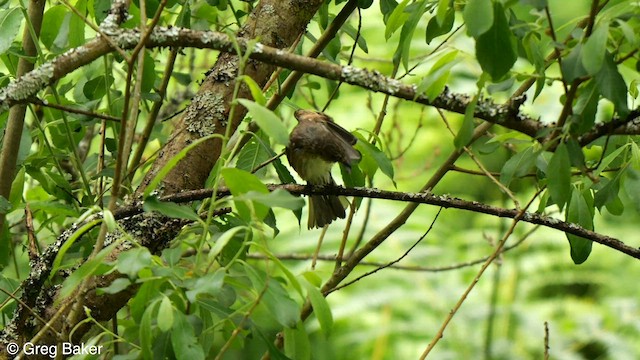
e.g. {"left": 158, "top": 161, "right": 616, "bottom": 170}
{"left": 137, "top": 0, "right": 324, "bottom": 195}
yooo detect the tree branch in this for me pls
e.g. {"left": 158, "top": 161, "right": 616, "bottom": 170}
{"left": 3, "top": 26, "right": 638, "bottom": 143}
{"left": 109, "top": 184, "right": 640, "bottom": 260}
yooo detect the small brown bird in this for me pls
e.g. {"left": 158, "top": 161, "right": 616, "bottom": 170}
{"left": 286, "top": 110, "right": 361, "bottom": 229}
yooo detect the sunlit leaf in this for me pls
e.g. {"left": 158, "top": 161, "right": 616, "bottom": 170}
{"left": 237, "top": 99, "right": 289, "bottom": 145}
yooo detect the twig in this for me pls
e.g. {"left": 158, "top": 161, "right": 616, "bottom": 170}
{"left": 544, "top": 321, "right": 550, "bottom": 360}
{"left": 419, "top": 194, "right": 538, "bottom": 358}
{"left": 328, "top": 208, "right": 442, "bottom": 294}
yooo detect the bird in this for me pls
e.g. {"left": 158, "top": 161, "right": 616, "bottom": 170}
{"left": 286, "top": 109, "right": 361, "bottom": 229}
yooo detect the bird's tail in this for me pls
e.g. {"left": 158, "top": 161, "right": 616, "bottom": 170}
{"left": 307, "top": 177, "right": 346, "bottom": 229}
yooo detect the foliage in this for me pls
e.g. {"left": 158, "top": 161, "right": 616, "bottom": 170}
{"left": 1, "top": 0, "right": 640, "bottom": 359}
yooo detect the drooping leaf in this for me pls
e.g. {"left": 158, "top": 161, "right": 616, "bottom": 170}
{"left": 500, "top": 146, "right": 538, "bottom": 187}
{"left": 475, "top": 2, "right": 517, "bottom": 80}
{"left": 385, "top": 0, "right": 409, "bottom": 39}
{"left": 171, "top": 311, "right": 205, "bottom": 360}
{"left": 565, "top": 188, "right": 594, "bottom": 264}
{"left": 284, "top": 324, "right": 311, "bottom": 360}
{"left": 0, "top": 8, "right": 24, "bottom": 54}
{"left": 595, "top": 52, "right": 630, "bottom": 118}
{"left": 546, "top": 143, "right": 572, "bottom": 209}
{"left": 157, "top": 296, "right": 175, "bottom": 332}
{"left": 244, "top": 263, "right": 300, "bottom": 328}
{"left": 561, "top": 43, "right": 587, "bottom": 83}
{"left": 417, "top": 50, "right": 459, "bottom": 101}
{"left": 581, "top": 21, "right": 609, "bottom": 75}
{"left": 454, "top": 92, "right": 478, "bottom": 148}
{"left": 354, "top": 133, "right": 395, "bottom": 184}
{"left": 571, "top": 80, "right": 599, "bottom": 134}
{"left": 463, "top": 0, "right": 493, "bottom": 38}
{"left": 303, "top": 281, "right": 333, "bottom": 335}
{"left": 393, "top": 0, "right": 428, "bottom": 70}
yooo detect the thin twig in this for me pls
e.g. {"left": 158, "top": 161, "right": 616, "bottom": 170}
{"left": 419, "top": 193, "right": 539, "bottom": 358}
{"left": 328, "top": 208, "right": 442, "bottom": 294}
{"left": 544, "top": 321, "right": 550, "bottom": 360}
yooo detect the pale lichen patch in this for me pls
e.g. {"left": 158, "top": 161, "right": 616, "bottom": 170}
{"left": 184, "top": 90, "right": 226, "bottom": 136}
{"left": 341, "top": 66, "right": 403, "bottom": 95}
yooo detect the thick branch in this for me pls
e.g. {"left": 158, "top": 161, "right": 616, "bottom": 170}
{"left": 107, "top": 184, "right": 640, "bottom": 260}
{"left": 3, "top": 27, "right": 639, "bottom": 143}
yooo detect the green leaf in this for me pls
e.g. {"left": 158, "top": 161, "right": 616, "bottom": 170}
{"left": 208, "top": 226, "right": 247, "bottom": 262}
{"left": 141, "top": 52, "right": 156, "bottom": 93}
{"left": 303, "top": 281, "right": 333, "bottom": 335}
{"left": 51, "top": 218, "right": 103, "bottom": 276}
{"left": 463, "top": 0, "right": 493, "bottom": 38}
{"left": 98, "top": 277, "right": 132, "bottom": 295}
{"left": 417, "top": 50, "right": 459, "bottom": 100}
{"left": 0, "top": 196, "right": 10, "bottom": 214}
{"left": 547, "top": 143, "right": 572, "bottom": 209}
{"left": 595, "top": 52, "right": 629, "bottom": 118}
{"left": 561, "top": 43, "right": 587, "bottom": 83}
{"left": 380, "top": 0, "right": 398, "bottom": 17}
{"left": 237, "top": 99, "right": 289, "bottom": 145}
{"left": 581, "top": 21, "right": 609, "bottom": 75}
{"left": 239, "top": 75, "right": 266, "bottom": 105}
{"left": 221, "top": 168, "right": 270, "bottom": 220}
{"left": 426, "top": 7, "right": 454, "bottom": 44}
{"left": 594, "top": 169, "right": 625, "bottom": 212}
{"left": 357, "top": 0, "right": 374, "bottom": 9}
{"left": 284, "top": 324, "right": 311, "bottom": 360}
{"left": 523, "top": 33, "right": 545, "bottom": 100}
{"left": 342, "top": 23, "right": 369, "bottom": 53}
{"left": 157, "top": 296, "right": 175, "bottom": 332}
{"left": 139, "top": 300, "right": 157, "bottom": 359}
{"left": 256, "top": 328, "right": 293, "bottom": 360}
{"left": 143, "top": 196, "right": 200, "bottom": 221}
{"left": 68, "top": 0, "right": 86, "bottom": 48}
{"left": 435, "top": 0, "right": 450, "bottom": 26}
{"left": 632, "top": 141, "right": 640, "bottom": 170}
{"left": 475, "top": 2, "right": 517, "bottom": 80}
{"left": 393, "top": 1, "right": 428, "bottom": 70}
{"left": 186, "top": 270, "right": 225, "bottom": 302}
{"left": 253, "top": 244, "right": 304, "bottom": 299}
{"left": 500, "top": 146, "right": 538, "bottom": 187}
{"left": 175, "top": 0, "right": 191, "bottom": 27}
{"left": 616, "top": 19, "right": 638, "bottom": 48}
{"left": 117, "top": 247, "right": 153, "bottom": 278}
{"left": 57, "top": 242, "right": 117, "bottom": 300}
{"left": 385, "top": 0, "right": 409, "bottom": 39}
{"left": 0, "top": 8, "right": 23, "bottom": 54}
{"left": 171, "top": 312, "right": 205, "bottom": 360}
{"left": 237, "top": 189, "right": 304, "bottom": 210}
{"left": 354, "top": 133, "right": 395, "bottom": 184}
{"left": 571, "top": 80, "right": 599, "bottom": 134}
{"left": 454, "top": 92, "right": 478, "bottom": 148}
{"left": 565, "top": 188, "right": 594, "bottom": 264}
{"left": 103, "top": 209, "right": 116, "bottom": 232}
{"left": 236, "top": 131, "right": 272, "bottom": 176}
{"left": 244, "top": 263, "right": 300, "bottom": 328}
{"left": 594, "top": 144, "right": 629, "bottom": 177}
